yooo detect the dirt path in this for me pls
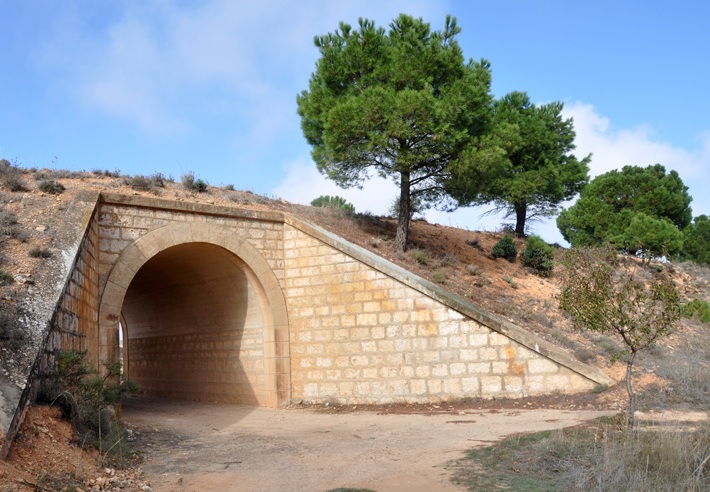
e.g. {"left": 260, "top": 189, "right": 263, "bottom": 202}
{"left": 122, "top": 397, "right": 614, "bottom": 492}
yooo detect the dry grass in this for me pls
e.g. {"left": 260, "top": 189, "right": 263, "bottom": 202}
{"left": 458, "top": 418, "right": 710, "bottom": 491}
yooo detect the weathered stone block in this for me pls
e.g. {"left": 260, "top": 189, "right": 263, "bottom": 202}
{"left": 527, "top": 358, "right": 559, "bottom": 375}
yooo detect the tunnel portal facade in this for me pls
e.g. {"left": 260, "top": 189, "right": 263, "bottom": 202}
{"left": 45, "top": 193, "right": 610, "bottom": 409}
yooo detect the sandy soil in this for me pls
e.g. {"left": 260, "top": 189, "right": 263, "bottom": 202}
{"left": 122, "top": 397, "right": 614, "bottom": 492}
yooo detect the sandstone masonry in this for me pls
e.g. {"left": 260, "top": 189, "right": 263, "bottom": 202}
{"left": 16, "top": 192, "right": 613, "bottom": 421}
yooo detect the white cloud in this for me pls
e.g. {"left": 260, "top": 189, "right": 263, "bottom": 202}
{"left": 565, "top": 101, "right": 710, "bottom": 217}
{"left": 42, "top": 0, "right": 448, "bottom": 137}
{"left": 564, "top": 102, "right": 710, "bottom": 180}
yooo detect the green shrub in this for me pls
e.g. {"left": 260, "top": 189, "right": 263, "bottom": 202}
{"left": 432, "top": 270, "right": 447, "bottom": 284}
{"left": 123, "top": 173, "right": 168, "bottom": 192}
{"left": 182, "top": 172, "right": 208, "bottom": 192}
{"left": 405, "top": 248, "right": 430, "bottom": 265}
{"left": 0, "top": 159, "right": 28, "bottom": 192}
{"left": 43, "top": 350, "right": 139, "bottom": 458}
{"left": 123, "top": 174, "right": 152, "bottom": 191}
{"left": 0, "top": 210, "right": 18, "bottom": 236}
{"left": 193, "top": 178, "right": 208, "bottom": 192}
{"left": 38, "top": 180, "right": 66, "bottom": 194}
{"left": 680, "top": 299, "right": 710, "bottom": 323}
{"left": 0, "top": 302, "right": 26, "bottom": 350}
{"left": 491, "top": 235, "right": 517, "bottom": 261}
{"left": 310, "top": 195, "right": 355, "bottom": 214}
{"left": 0, "top": 269, "right": 14, "bottom": 286}
{"left": 439, "top": 253, "right": 459, "bottom": 267}
{"left": 29, "top": 246, "right": 52, "bottom": 258}
{"left": 503, "top": 276, "right": 518, "bottom": 288}
{"left": 521, "top": 235, "right": 555, "bottom": 277}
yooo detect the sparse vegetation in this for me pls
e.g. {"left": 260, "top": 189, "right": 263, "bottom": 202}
{"left": 34, "top": 169, "right": 84, "bottom": 180}
{"left": 432, "top": 270, "right": 447, "bottom": 284}
{"left": 559, "top": 247, "right": 682, "bottom": 425}
{"left": 502, "top": 276, "right": 518, "bottom": 289}
{"left": 521, "top": 235, "right": 554, "bottom": 277}
{"left": 37, "top": 180, "right": 66, "bottom": 194}
{"left": 680, "top": 299, "right": 710, "bottom": 323}
{"left": 439, "top": 253, "right": 459, "bottom": 267}
{"left": 0, "top": 158, "right": 28, "bottom": 192}
{"left": 0, "top": 210, "right": 19, "bottom": 236}
{"left": 598, "top": 336, "right": 625, "bottom": 362}
{"left": 181, "top": 171, "right": 208, "bottom": 193}
{"left": 465, "top": 237, "right": 483, "bottom": 251}
{"left": 405, "top": 248, "right": 430, "bottom": 266}
{"left": 92, "top": 168, "right": 122, "bottom": 178}
{"left": 0, "top": 301, "right": 26, "bottom": 350}
{"left": 458, "top": 420, "right": 710, "bottom": 491}
{"left": 41, "top": 350, "right": 139, "bottom": 459}
{"left": 29, "top": 246, "right": 52, "bottom": 258}
{"left": 0, "top": 269, "right": 14, "bottom": 286}
{"left": 491, "top": 235, "right": 517, "bottom": 261}
{"left": 574, "top": 346, "right": 596, "bottom": 363}
{"left": 123, "top": 172, "right": 169, "bottom": 193}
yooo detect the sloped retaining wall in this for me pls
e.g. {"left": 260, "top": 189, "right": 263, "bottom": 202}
{"left": 1, "top": 201, "right": 101, "bottom": 459}
{"left": 284, "top": 218, "right": 610, "bottom": 404}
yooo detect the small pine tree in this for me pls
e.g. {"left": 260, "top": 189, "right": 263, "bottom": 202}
{"left": 521, "top": 236, "right": 554, "bottom": 277}
{"left": 491, "top": 235, "right": 517, "bottom": 261}
{"left": 310, "top": 195, "right": 355, "bottom": 214}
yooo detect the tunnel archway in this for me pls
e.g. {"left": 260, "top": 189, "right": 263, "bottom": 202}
{"left": 98, "top": 222, "right": 290, "bottom": 407}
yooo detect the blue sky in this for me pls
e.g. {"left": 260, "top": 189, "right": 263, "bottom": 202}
{"left": 1, "top": 1, "right": 708, "bottom": 244}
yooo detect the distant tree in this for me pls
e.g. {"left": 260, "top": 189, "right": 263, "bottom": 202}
{"left": 310, "top": 195, "right": 355, "bottom": 214}
{"left": 297, "top": 14, "right": 496, "bottom": 251}
{"left": 558, "top": 247, "right": 681, "bottom": 426}
{"left": 680, "top": 215, "right": 710, "bottom": 265}
{"left": 557, "top": 164, "right": 692, "bottom": 259}
{"left": 613, "top": 213, "right": 684, "bottom": 263}
{"left": 452, "top": 91, "right": 590, "bottom": 236}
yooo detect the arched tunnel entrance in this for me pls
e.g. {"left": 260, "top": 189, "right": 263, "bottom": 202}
{"left": 121, "top": 243, "right": 269, "bottom": 405}
{"left": 98, "top": 222, "right": 290, "bottom": 407}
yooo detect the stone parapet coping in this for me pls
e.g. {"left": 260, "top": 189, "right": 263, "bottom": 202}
{"left": 99, "top": 192, "right": 285, "bottom": 223}
{"left": 98, "top": 193, "right": 613, "bottom": 387}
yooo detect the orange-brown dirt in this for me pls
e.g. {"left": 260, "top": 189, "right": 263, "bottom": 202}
{"left": 0, "top": 170, "right": 707, "bottom": 490}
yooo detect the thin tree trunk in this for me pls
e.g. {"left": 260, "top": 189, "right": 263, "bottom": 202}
{"left": 626, "top": 350, "right": 637, "bottom": 427}
{"left": 395, "top": 172, "right": 411, "bottom": 252}
{"left": 514, "top": 202, "right": 527, "bottom": 237}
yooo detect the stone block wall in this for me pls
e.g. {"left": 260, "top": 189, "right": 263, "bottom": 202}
{"left": 127, "top": 329, "right": 265, "bottom": 404}
{"left": 284, "top": 224, "right": 596, "bottom": 404}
